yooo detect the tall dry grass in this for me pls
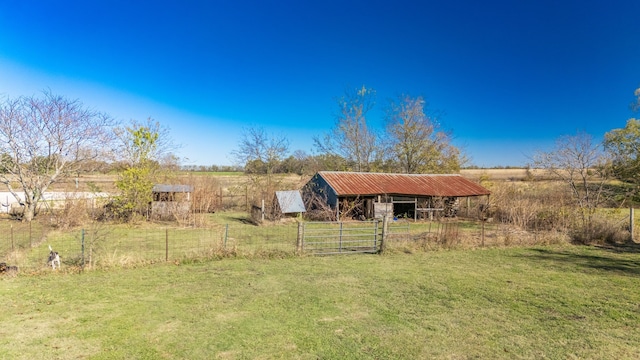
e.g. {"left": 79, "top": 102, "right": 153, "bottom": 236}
{"left": 483, "top": 179, "right": 631, "bottom": 245}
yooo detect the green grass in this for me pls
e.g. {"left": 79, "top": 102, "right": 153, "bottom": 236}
{"left": 1, "top": 245, "right": 639, "bottom": 359}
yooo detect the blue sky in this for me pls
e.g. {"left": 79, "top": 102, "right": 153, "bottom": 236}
{"left": 1, "top": 0, "right": 639, "bottom": 167}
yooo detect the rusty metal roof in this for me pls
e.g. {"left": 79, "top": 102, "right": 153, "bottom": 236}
{"left": 317, "top": 171, "right": 490, "bottom": 197}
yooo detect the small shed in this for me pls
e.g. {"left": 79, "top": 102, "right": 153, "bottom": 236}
{"left": 303, "top": 171, "right": 490, "bottom": 220}
{"left": 275, "top": 190, "right": 306, "bottom": 216}
{"left": 151, "top": 184, "right": 194, "bottom": 220}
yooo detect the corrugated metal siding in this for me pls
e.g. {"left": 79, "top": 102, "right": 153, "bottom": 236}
{"left": 317, "top": 171, "right": 490, "bottom": 197}
{"left": 152, "top": 184, "right": 194, "bottom": 193}
{"left": 275, "top": 190, "right": 306, "bottom": 213}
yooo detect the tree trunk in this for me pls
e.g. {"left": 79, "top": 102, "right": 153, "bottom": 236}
{"left": 22, "top": 201, "right": 37, "bottom": 222}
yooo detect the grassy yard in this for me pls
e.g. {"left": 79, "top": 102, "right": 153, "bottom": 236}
{"left": 1, "top": 245, "right": 639, "bottom": 359}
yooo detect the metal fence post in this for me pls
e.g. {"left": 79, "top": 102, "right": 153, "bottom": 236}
{"left": 81, "top": 229, "right": 85, "bottom": 268}
{"left": 165, "top": 229, "right": 169, "bottom": 262}
{"left": 224, "top": 224, "right": 229, "bottom": 249}
{"left": 374, "top": 219, "right": 379, "bottom": 249}
{"left": 630, "top": 207, "right": 635, "bottom": 243}
{"left": 339, "top": 222, "right": 343, "bottom": 253}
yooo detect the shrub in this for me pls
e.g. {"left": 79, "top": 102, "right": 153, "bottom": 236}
{"left": 570, "top": 216, "right": 630, "bottom": 245}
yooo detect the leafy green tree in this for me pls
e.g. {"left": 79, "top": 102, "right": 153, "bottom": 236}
{"left": 605, "top": 88, "right": 640, "bottom": 184}
{"left": 112, "top": 120, "right": 165, "bottom": 220}
{"left": 384, "top": 94, "right": 464, "bottom": 173}
{"left": 604, "top": 118, "right": 640, "bottom": 183}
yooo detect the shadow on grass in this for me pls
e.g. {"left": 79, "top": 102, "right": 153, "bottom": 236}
{"left": 594, "top": 242, "right": 640, "bottom": 254}
{"left": 522, "top": 247, "right": 640, "bottom": 276}
{"left": 230, "top": 217, "right": 258, "bottom": 225}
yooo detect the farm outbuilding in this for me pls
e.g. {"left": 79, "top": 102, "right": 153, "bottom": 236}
{"left": 303, "top": 171, "right": 491, "bottom": 220}
{"left": 151, "top": 184, "right": 194, "bottom": 220}
{"left": 275, "top": 190, "right": 306, "bottom": 216}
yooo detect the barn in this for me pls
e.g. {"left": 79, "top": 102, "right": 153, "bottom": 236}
{"left": 303, "top": 171, "right": 490, "bottom": 220}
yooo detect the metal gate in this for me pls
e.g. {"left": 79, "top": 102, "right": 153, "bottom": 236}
{"left": 301, "top": 221, "right": 381, "bottom": 255}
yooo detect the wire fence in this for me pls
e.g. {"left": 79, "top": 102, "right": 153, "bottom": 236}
{"left": 0, "top": 212, "right": 635, "bottom": 273}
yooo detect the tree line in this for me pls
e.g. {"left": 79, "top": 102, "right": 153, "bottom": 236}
{"left": 1, "top": 85, "right": 640, "bottom": 224}
{"left": 232, "top": 85, "right": 464, "bottom": 176}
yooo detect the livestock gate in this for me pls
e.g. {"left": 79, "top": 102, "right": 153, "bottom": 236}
{"left": 301, "top": 221, "right": 381, "bottom": 255}
{"left": 297, "top": 217, "right": 409, "bottom": 255}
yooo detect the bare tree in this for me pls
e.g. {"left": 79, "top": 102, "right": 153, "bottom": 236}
{"left": 232, "top": 126, "right": 289, "bottom": 176}
{"left": 314, "top": 86, "right": 380, "bottom": 172}
{"left": 0, "top": 91, "right": 115, "bottom": 221}
{"left": 384, "top": 94, "right": 463, "bottom": 173}
{"left": 533, "top": 132, "right": 612, "bottom": 227}
{"left": 232, "top": 127, "right": 290, "bottom": 207}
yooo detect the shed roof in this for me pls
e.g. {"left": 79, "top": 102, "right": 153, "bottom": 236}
{"left": 152, "top": 184, "right": 194, "bottom": 193}
{"left": 275, "top": 190, "right": 306, "bottom": 213}
{"left": 315, "top": 171, "right": 490, "bottom": 197}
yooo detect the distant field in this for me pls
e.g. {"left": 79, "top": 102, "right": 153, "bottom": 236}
{"left": 55, "top": 169, "right": 534, "bottom": 192}
{"left": 460, "top": 168, "right": 543, "bottom": 181}
{"left": 1, "top": 245, "right": 639, "bottom": 359}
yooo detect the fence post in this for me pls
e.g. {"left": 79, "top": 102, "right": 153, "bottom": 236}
{"left": 224, "top": 224, "right": 229, "bottom": 249}
{"left": 374, "top": 220, "right": 379, "bottom": 249}
{"left": 10, "top": 224, "right": 14, "bottom": 252}
{"left": 481, "top": 219, "right": 485, "bottom": 247}
{"left": 339, "top": 222, "right": 343, "bottom": 253}
{"left": 81, "top": 229, "right": 85, "bottom": 268}
{"left": 630, "top": 207, "right": 635, "bottom": 243}
{"left": 296, "top": 221, "right": 304, "bottom": 254}
{"left": 379, "top": 215, "right": 388, "bottom": 254}
{"left": 165, "top": 229, "right": 169, "bottom": 262}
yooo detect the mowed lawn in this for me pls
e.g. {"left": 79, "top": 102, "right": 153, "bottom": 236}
{"left": 1, "top": 246, "right": 639, "bottom": 359}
